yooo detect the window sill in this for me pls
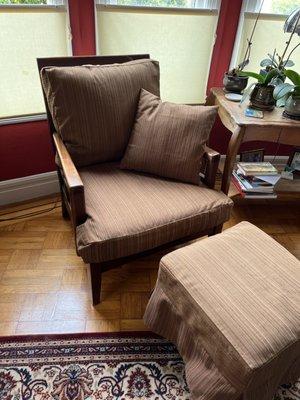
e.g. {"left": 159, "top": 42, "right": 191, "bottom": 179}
{"left": 0, "top": 114, "right": 47, "bottom": 127}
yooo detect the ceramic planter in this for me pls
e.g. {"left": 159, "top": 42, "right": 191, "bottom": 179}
{"left": 250, "top": 83, "right": 275, "bottom": 111}
{"left": 223, "top": 73, "right": 249, "bottom": 93}
{"left": 284, "top": 93, "right": 300, "bottom": 119}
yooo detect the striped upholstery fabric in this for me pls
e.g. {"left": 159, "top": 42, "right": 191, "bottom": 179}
{"left": 76, "top": 163, "right": 233, "bottom": 263}
{"left": 121, "top": 89, "right": 218, "bottom": 184}
{"left": 144, "top": 221, "right": 300, "bottom": 400}
{"left": 40, "top": 60, "right": 160, "bottom": 167}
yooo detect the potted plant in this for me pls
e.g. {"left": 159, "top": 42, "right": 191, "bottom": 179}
{"left": 239, "top": 69, "right": 280, "bottom": 110}
{"left": 223, "top": 63, "right": 249, "bottom": 94}
{"left": 239, "top": 7, "right": 300, "bottom": 111}
{"left": 273, "top": 70, "right": 300, "bottom": 119}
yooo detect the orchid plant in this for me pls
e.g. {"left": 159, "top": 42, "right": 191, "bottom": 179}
{"left": 273, "top": 70, "right": 300, "bottom": 106}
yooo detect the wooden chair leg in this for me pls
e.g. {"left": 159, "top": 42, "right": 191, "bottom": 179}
{"left": 57, "top": 169, "right": 70, "bottom": 220}
{"left": 209, "top": 224, "right": 223, "bottom": 236}
{"left": 89, "top": 263, "right": 102, "bottom": 306}
{"left": 61, "top": 194, "right": 69, "bottom": 220}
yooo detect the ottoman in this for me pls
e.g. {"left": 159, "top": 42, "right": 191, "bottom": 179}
{"left": 144, "top": 221, "right": 300, "bottom": 400}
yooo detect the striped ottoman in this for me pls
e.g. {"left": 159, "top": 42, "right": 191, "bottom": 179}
{"left": 144, "top": 221, "right": 300, "bottom": 400}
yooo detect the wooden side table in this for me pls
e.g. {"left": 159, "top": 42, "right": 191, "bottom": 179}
{"left": 206, "top": 87, "right": 300, "bottom": 195}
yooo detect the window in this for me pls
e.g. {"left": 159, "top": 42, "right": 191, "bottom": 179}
{"left": 245, "top": 0, "right": 300, "bottom": 15}
{"left": 96, "top": 0, "right": 220, "bottom": 103}
{"left": 231, "top": 0, "right": 300, "bottom": 74}
{"left": 0, "top": 0, "right": 70, "bottom": 120}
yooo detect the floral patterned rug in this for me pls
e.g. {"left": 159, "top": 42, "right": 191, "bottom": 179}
{"left": 0, "top": 332, "right": 299, "bottom": 400}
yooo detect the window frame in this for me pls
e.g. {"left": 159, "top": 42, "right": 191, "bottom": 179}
{"left": 95, "top": 0, "right": 220, "bottom": 12}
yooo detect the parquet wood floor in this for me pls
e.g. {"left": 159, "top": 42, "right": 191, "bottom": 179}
{"left": 0, "top": 195, "right": 299, "bottom": 336}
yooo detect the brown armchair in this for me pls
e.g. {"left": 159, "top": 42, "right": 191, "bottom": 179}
{"left": 38, "top": 55, "right": 233, "bottom": 305}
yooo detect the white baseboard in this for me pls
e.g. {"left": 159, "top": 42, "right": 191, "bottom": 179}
{"left": 0, "top": 171, "right": 59, "bottom": 206}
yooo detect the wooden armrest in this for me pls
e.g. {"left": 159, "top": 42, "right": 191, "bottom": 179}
{"left": 201, "top": 146, "right": 220, "bottom": 189}
{"left": 53, "top": 133, "right": 83, "bottom": 190}
{"left": 53, "top": 132, "right": 86, "bottom": 226}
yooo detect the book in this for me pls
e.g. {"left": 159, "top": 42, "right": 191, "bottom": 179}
{"left": 232, "top": 171, "right": 275, "bottom": 193}
{"left": 237, "top": 162, "right": 278, "bottom": 176}
{"left": 231, "top": 176, "right": 277, "bottom": 199}
{"left": 245, "top": 108, "right": 264, "bottom": 119}
{"left": 243, "top": 193, "right": 277, "bottom": 199}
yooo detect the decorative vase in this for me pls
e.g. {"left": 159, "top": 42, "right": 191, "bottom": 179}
{"left": 250, "top": 83, "right": 275, "bottom": 111}
{"left": 223, "top": 73, "right": 249, "bottom": 93}
{"left": 284, "top": 94, "right": 300, "bottom": 120}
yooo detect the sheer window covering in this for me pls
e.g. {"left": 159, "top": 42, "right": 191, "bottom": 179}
{"left": 0, "top": 1, "right": 69, "bottom": 119}
{"left": 96, "top": 0, "right": 220, "bottom": 104}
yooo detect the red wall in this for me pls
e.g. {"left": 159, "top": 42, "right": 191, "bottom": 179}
{"left": 0, "top": 121, "right": 55, "bottom": 181}
{"left": 0, "top": 0, "right": 96, "bottom": 182}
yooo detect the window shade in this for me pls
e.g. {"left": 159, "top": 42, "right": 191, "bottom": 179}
{"left": 96, "top": 5, "right": 219, "bottom": 103}
{"left": 0, "top": 6, "right": 69, "bottom": 119}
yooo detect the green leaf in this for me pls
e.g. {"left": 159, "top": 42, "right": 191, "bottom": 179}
{"left": 260, "top": 58, "right": 273, "bottom": 67}
{"left": 285, "top": 70, "right": 300, "bottom": 86}
{"left": 294, "top": 85, "right": 300, "bottom": 97}
{"left": 239, "top": 71, "right": 264, "bottom": 83}
{"left": 273, "top": 83, "right": 293, "bottom": 100}
{"left": 264, "top": 69, "right": 280, "bottom": 85}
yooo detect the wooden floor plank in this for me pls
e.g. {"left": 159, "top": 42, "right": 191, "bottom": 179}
{"left": 0, "top": 196, "right": 298, "bottom": 336}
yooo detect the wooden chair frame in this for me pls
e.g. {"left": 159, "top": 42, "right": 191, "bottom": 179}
{"left": 37, "top": 54, "right": 222, "bottom": 305}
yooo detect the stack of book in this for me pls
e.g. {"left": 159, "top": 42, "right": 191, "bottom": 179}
{"left": 232, "top": 162, "right": 281, "bottom": 199}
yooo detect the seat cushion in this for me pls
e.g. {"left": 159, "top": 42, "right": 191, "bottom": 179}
{"left": 40, "top": 59, "right": 160, "bottom": 167}
{"left": 76, "top": 163, "right": 233, "bottom": 263}
{"left": 155, "top": 221, "right": 300, "bottom": 393}
{"left": 120, "top": 89, "right": 218, "bottom": 184}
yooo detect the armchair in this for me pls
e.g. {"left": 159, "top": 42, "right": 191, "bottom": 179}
{"left": 38, "top": 55, "right": 233, "bottom": 305}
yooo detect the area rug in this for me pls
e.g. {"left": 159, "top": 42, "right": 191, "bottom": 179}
{"left": 0, "top": 332, "right": 299, "bottom": 400}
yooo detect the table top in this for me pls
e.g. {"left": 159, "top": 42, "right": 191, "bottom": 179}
{"left": 211, "top": 87, "right": 300, "bottom": 128}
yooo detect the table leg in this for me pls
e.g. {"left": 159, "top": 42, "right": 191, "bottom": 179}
{"left": 221, "top": 126, "right": 245, "bottom": 195}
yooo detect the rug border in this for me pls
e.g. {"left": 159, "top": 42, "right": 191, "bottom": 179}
{"left": 0, "top": 331, "right": 162, "bottom": 343}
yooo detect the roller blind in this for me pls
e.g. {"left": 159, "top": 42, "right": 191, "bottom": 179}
{"left": 96, "top": 1, "right": 220, "bottom": 103}
{"left": 0, "top": 2, "right": 69, "bottom": 119}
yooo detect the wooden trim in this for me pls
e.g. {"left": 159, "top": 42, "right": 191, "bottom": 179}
{"left": 53, "top": 133, "right": 83, "bottom": 190}
{"left": 201, "top": 146, "right": 220, "bottom": 189}
{"left": 53, "top": 133, "right": 86, "bottom": 227}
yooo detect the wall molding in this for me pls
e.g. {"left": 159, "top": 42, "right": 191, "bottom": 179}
{"left": 0, "top": 171, "right": 59, "bottom": 206}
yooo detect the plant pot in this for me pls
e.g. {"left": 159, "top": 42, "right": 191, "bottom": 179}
{"left": 250, "top": 83, "right": 275, "bottom": 111}
{"left": 284, "top": 94, "right": 300, "bottom": 120}
{"left": 223, "top": 73, "right": 249, "bottom": 93}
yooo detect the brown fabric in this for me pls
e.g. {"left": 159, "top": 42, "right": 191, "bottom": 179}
{"left": 144, "top": 221, "right": 300, "bottom": 400}
{"left": 76, "top": 162, "right": 232, "bottom": 263}
{"left": 120, "top": 89, "right": 218, "bottom": 184}
{"left": 41, "top": 60, "right": 160, "bottom": 167}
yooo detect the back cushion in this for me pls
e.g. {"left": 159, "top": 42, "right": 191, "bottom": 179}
{"left": 41, "top": 59, "right": 160, "bottom": 167}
